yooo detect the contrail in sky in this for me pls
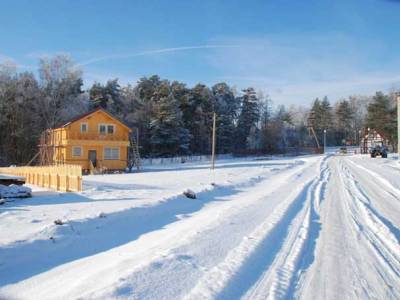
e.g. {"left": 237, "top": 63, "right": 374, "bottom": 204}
{"left": 77, "top": 44, "right": 242, "bottom": 66}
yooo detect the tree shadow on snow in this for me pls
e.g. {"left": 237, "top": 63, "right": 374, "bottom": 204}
{"left": 141, "top": 161, "right": 299, "bottom": 173}
{"left": 0, "top": 183, "right": 241, "bottom": 286}
{"left": 83, "top": 181, "right": 164, "bottom": 192}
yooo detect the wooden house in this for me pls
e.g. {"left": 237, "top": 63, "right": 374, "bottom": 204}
{"left": 359, "top": 129, "right": 387, "bottom": 154}
{"left": 42, "top": 109, "right": 132, "bottom": 172}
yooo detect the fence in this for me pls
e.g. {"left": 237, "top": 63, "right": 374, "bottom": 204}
{"left": 141, "top": 154, "right": 233, "bottom": 166}
{"left": 0, "top": 165, "right": 82, "bottom": 192}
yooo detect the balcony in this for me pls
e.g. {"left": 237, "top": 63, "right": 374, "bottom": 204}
{"left": 67, "top": 132, "right": 128, "bottom": 141}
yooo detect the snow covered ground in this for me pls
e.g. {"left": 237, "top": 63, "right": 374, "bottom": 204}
{"left": 0, "top": 154, "right": 399, "bottom": 300}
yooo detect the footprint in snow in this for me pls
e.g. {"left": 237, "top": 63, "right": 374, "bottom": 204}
{"left": 150, "top": 261, "right": 164, "bottom": 269}
{"left": 115, "top": 285, "right": 134, "bottom": 296}
{"left": 177, "top": 254, "right": 193, "bottom": 261}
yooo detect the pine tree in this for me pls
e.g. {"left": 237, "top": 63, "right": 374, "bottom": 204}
{"left": 335, "top": 100, "right": 353, "bottom": 145}
{"left": 89, "top": 79, "right": 124, "bottom": 116}
{"left": 150, "top": 93, "right": 191, "bottom": 156}
{"left": 105, "top": 79, "right": 124, "bottom": 116}
{"left": 320, "top": 97, "right": 334, "bottom": 130}
{"left": 308, "top": 96, "right": 334, "bottom": 145}
{"left": 89, "top": 82, "right": 106, "bottom": 109}
{"left": 235, "top": 88, "right": 260, "bottom": 152}
{"left": 365, "top": 92, "right": 397, "bottom": 148}
{"left": 212, "top": 83, "right": 238, "bottom": 153}
{"left": 187, "top": 84, "right": 214, "bottom": 154}
{"left": 133, "top": 76, "right": 163, "bottom": 155}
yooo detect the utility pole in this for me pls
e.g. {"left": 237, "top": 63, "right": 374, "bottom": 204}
{"left": 136, "top": 127, "right": 139, "bottom": 151}
{"left": 323, "top": 129, "right": 327, "bottom": 154}
{"left": 397, "top": 93, "right": 400, "bottom": 157}
{"left": 211, "top": 112, "right": 217, "bottom": 170}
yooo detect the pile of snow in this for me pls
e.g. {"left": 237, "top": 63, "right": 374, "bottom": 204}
{"left": 0, "top": 184, "right": 32, "bottom": 199}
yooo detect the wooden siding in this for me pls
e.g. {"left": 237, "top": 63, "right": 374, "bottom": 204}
{"left": 47, "top": 110, "right": 131, "bottom": 170}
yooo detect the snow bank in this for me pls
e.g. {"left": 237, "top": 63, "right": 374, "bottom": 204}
{"left": 0, "top": 184, "right": 32, "bottom": 199}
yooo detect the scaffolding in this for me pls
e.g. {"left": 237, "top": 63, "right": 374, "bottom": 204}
{"left": 128, "top": 128, "right": 141, "bottom": 171}
{"left": 26, "top": 129, "right": 64, "bottom": 166}
{"left": 307, "top": 111, "right": 321, "bottom": 149}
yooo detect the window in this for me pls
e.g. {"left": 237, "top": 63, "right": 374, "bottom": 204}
{"left": 99, "top": 124, "right": 106, "bottom": 134}
{"left": 104, "top": 147, "right": 119, "bottom": 160}
{"left": 72, "top": 146, "right": 82, "bottom": 157}
{"left": 107, "top": 125, "right": 115, "bottom": 134}
{"left": 81, "top": 123, "right": 88, "bottom": 133}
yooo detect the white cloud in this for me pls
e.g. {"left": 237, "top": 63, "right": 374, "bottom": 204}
{"left": 209, "top": 34, "right": 400, "bottom": 104}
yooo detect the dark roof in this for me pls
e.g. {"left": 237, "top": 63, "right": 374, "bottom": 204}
{"left": 54, "top": 108, "right": 132, "bottom": 132}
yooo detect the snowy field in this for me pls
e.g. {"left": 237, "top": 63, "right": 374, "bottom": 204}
{"left": 0, "top": 154, "right": 399, "bottom": 300}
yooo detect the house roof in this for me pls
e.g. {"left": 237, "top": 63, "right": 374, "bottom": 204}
{"left": 363, "top": 129, "right": 385, "bottom": 140}
{"left": 55, "top": 108, "right": 132, "bottom": 132}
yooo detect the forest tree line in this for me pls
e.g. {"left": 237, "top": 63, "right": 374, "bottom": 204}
{"left": 0, "top": 55, "right": 398, "bottom": 166}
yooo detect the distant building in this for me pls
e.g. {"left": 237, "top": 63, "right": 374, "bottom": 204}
{"left": 360, "top": 129, "right": 387, "bottom": 154}
{"left": 41, "top": 109, "right": 132, "bottom": 172}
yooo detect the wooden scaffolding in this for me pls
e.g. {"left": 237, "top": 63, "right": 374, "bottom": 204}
{"left": 307, "top": 111, "right": 321, "bottom": 149}
{"left": 26, "top": 129, "right": 63, "bottom": 166}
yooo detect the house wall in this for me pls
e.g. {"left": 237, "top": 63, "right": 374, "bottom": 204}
{"left": 65, "top": 144, "right": 128, "bottom": 170}
{"left": 66, "top": 110, "right": 130, "bottom": 141}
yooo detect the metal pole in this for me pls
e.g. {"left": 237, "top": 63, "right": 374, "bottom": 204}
{"left": 211, "top": 112, "right": 217, "bottom": 170}
{"left": 323, "top": 129, "right": 326, "bottom": 154}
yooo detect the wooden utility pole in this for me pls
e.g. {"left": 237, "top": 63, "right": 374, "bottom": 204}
{"left": 211, "top": 112, "right": 217, "bottom": 170}
{"left": 136, "top": 127, "right": 140, "bottom": 152}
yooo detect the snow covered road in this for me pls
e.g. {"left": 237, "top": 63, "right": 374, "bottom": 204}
{"left": 0, "top": 155, "right": 399, "bottom": 299}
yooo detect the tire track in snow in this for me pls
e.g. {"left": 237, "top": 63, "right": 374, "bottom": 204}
{"left": 184, "top": 156, "right": 331, "bottom": 300}
{"left": 345, "top": 163, "right": 400, "bottom": 243}
{"left": 242, "top": 156, "right": 331, "bottom": 300}
{"left": 337, "top": 160, "right": 400, "bottom": 299}
{"left": 340, "top": 162, "right": 400, "bottom": 279}
{"left": 346, "top": 159, "right": 400, "bottom": 203}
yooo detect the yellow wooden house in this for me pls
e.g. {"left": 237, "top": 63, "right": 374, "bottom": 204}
{"left": 45, "top": 109, "right": 132, "bottom": 172}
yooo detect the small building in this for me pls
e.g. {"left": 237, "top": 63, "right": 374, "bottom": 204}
{"left": 42, "top": 109, "right": 132, "bottom": 172}
{"left": 359, "top": 129, "right": 387, "bottom": 154}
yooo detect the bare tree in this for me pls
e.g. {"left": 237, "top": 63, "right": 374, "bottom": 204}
{"left": 37, "top": 54, "right": 84, "bottom": 129}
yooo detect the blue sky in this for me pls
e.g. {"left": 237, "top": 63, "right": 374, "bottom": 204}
{"left": 1, "top": 0, "right": 399, "bottom": 105}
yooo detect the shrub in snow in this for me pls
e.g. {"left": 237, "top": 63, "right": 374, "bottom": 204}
{"left": 0, "top": 184, "right": 32, "bottom": 198}
{"left": 54, "top": 219, "right": 64, "bottom": 225}
{"left": 183, "top": 189, "right": 196, "bottom": 199}
{"left": 98, "top": 212, "right": 107, "bottom": 218}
